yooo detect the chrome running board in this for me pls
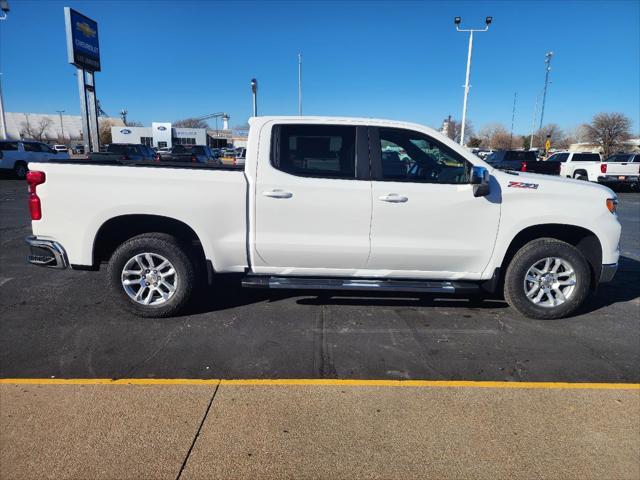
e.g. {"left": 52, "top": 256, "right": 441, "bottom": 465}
{"left": 241, "top": 276, "right": 479, "bottom": 294}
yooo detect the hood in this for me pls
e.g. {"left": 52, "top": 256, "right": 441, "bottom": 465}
{"left": 492, "top": 169, "right": 616, "bottom": 199}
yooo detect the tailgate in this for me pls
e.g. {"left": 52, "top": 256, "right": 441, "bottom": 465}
{"left": 604, "top": 162, "right": 640, "bottom": 176}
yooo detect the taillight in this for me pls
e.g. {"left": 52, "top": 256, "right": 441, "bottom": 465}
{"left": 601, "top": 163, "right": 607, "bottom": 173}
{"left": 191, "top": 155, "right": 197, "bottom": 163}
{"left": 120, "top": 154, "right": 130, "bottom": 161}
{"left": 154, "top": 154, "right": 161, "bottom": 162}
{"left": 27, "top": 170, "right": 45, "bottom": 220}
{"left": 521, "top": 161, "right": 527, "bottom": 172}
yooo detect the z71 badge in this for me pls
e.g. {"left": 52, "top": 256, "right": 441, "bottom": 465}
{"left": 508, "top": 181, "right": 539, "bottom": 189}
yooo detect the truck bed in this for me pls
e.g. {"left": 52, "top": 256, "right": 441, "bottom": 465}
{"left": 28, "top": 162, "right": 249, "bottom": 272}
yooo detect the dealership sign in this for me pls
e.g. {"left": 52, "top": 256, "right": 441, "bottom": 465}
{"left": 64, "top": 7, "right": 101, "bottom": 72}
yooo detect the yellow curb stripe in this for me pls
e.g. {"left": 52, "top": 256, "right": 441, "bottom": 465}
{"left": 0, "top": 378, "right": 638, "bottom": 390}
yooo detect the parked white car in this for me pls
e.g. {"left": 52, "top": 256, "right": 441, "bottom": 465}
{"left": 24, "top": 116, "right": 620, "bottom": 320}
{"left": 0, "top": 140, "right": 70, "bottom": 179}
{"left": 555, "top": 151, "right": 640, "bottom": 187}
{"left": 53, "top": 144, "right": 69, "bottom": 153}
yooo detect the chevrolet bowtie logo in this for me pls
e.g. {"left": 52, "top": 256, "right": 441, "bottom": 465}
{"left": 76, "top": 21, "right": 96, "bottom": 38}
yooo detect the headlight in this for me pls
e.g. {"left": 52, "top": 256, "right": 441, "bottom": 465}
{"left": 606, "top": 198, "right": 618, "bottom": 214}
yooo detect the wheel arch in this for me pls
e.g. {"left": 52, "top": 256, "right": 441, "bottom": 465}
{"left": 92, "top": 214, "right": 208, "bottom": 271}
{"left": 500, "top": 224, "right": 602, "bottom": 290}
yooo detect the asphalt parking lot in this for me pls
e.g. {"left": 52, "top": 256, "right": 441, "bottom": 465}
{"left": 1, "top": 177, "right": 638, "bottom": 382}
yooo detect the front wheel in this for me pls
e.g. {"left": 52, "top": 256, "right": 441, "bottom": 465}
{"left": 107, "top": 233, "right": 196, "bottom": 317}
{"left": 504, "top": 238, "right": 591, "bottom": 319}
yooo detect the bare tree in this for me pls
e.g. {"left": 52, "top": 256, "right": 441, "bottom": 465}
{"left": 98, "top": 119, "right": 115, "bottom": 145}
{"left": 532, "top": 124, "right": 566, "bottom": 150}
{"left": 174, "top": 117, "right": 209, "bottom": 129}
{"left": 126, "top": 120, "right": 144, "bottom": 127}
{"left": 478, "top": 123, "right": 510, "bottom": 149}
{"left": 584, "top": 112, "right": 632, "bottom": 158}
{"left": 21, "top": 117, "right": 53, "bottom": 141}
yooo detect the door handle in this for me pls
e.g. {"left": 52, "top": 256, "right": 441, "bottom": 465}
{"left": 379, "top": 193, "right": 408, "bottom": 203}
{"left": 263, "top": 189, "right": 293, "bottom": 199}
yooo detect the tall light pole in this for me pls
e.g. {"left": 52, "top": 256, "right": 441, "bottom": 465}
{"left": 538, "top": 51, "right": 553, "bottom": 130}
{"left": 56, "top": 110, "right": 65, "bottom": 140}
{"left": 454, "top": 16, "right": 492, "bottom": 147}
{"left": 297, "top": 52, "right": 302, "bottom": 116}
{"left": 0, "top": 1, "right": 10, "bottom": 140}
{"left": 251, "top": 78, "right": 258, "bottom": 117}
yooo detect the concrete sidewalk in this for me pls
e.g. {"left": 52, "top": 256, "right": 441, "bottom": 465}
{"left": 1, "top": 381, "right": 639, "bottom": 480}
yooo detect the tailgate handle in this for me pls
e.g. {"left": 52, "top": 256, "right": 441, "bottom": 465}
{"left": 263, "top": 189, "right": 293, "bottom": 199}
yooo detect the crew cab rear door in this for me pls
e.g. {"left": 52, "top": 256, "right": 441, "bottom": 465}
{"left": 367, "top": 127, "right": 500, "bottom": 276}
{"left": 253, "top": 122, "right": 371, "bottom": 271}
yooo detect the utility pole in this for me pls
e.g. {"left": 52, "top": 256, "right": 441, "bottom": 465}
{"left": 509, "top": 92, "right": 517, "bottom": 149}
{"left": 529, "top": 90, "right": 541, "bottom": 150}
{"left": 56, "top": 110, "right": 65, "bottom": 140}
{"left": 297, "top": 52, "right": 302, "bottom": 116}
{"left": 120, "top": 109, "right": 128, "bottom": 126}
{"left": 454, "top": 15, "right": 492, "bottom": 147}
{"left": 0, "top": 73, "right": 7, "bottom": 140}
{"left": 538, "top": 51, "right": 553, "bottom": 130}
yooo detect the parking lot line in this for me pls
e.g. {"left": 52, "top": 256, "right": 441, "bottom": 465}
{"left": 1, "top": 378, "right": 638, "bottom": 389}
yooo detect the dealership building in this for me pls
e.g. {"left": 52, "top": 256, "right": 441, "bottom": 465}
{"left": 111, "top": 122, "right": 246, "bottom": 149}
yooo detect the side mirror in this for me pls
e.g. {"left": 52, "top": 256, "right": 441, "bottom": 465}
{"left": 471, "top": 166, "right": 490, "bottom": 197}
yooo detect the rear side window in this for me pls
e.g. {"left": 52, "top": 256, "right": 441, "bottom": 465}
{"left": 504, "top": 151, "right": 536, "bottom": 162}
{"left": 271, "top": 125, "right": 356, "bottom": 179}
{"left": 573, "top": 153, "right": 601, "bottom": 162}
{"left": 0, "top": 142, "right": 19, "bottom": 151}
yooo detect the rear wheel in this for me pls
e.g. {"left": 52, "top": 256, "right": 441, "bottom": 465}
{"left": 14, "top": 161, "right": 27, "bottom": 180}
{"left": 573, "top": 171, "right": 588, "bottom": 181}
{"left": 504, "top": 238, "right": 591, "bottom": 319}
{"left": 107, "top": 233, "right": 196, "bottom": 317}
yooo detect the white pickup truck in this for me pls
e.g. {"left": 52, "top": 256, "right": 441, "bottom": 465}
{"left": 25, "top": 117, "right": 621, "bottom": 320}
{"left": 555, "top": 151, "right": 640, "bottom": 188}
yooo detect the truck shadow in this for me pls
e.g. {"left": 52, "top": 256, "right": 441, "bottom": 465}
{"left": 187, "top": 255, "right": 639, "bottom": 316}
{"left": 581, "top": 255, "right": 640, "bottom": 314}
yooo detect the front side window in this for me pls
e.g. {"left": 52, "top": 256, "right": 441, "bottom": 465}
{"left": 272, "top": 125, "right": 356, "bottom": 179}
{"left": 23, "top": 143, "right": 40, "bottom": 152}
{"left": 547, "top": 153, "right": 569, "bottom": 162}
{"left": 39, "top": 143, "right": 55, "bottom": 153}
{"left": 378, "top": 128, "right": 470, "bottom": 184}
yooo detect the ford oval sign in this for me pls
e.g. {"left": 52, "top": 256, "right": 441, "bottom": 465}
{"left": 120, "top": 129, "right": 131, "bottom": 134}
{"left": 157, "top": 126, "right": 167, "bottom": 131}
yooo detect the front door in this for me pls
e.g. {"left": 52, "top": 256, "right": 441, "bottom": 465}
{"left": 253, "top": 123, "right": 371, "bottom": 272}
{"left": 368, "top": 127, "right": 500, "bottom": 277}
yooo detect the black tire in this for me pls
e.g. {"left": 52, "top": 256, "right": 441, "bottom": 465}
{"left": 14, "top": 161, "right": 27, "bottom": 180}
{"left": 573, "top": 171, "right": 588, "bottom": 181}
{"left": 107, "top": 233, "right": 196, "bottom": 318}
{"left": 504, "top": 238, "right": 591, "bottom": 320}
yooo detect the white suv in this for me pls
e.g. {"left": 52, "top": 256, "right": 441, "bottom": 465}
{"left": 0, "top": 140, "right": 70, "bottom": 179}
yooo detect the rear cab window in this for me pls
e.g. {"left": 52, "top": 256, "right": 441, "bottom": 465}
{"left": 573, "top": 153, "right": 601, "bottom": 162}
{"left": 271, "top": 124, "right": 356, "bottom": 179}
{"left": 504, "top": 151, "right": 536, "bottom": 162}
{"left": 547, "top": 153, "right": 569, "bottom": 162}
{"left": 0, "top": 141, "right": 19, "bottom": 151}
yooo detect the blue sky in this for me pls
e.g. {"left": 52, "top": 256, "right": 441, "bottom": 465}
{"left": 1, "top": 0, "right": 639, "bottom": 134}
